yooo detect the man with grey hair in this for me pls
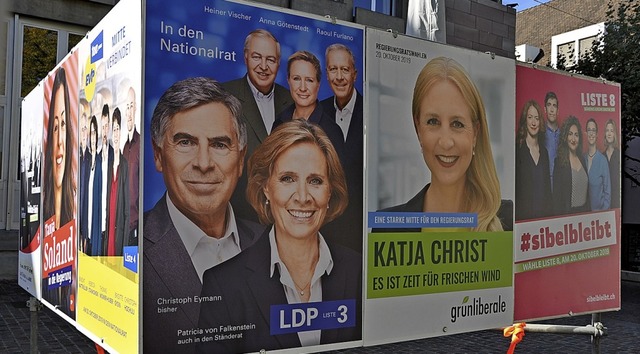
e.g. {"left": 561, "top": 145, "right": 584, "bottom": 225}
{"left": 143, "top": 77, "right": 264, "bottom": 354}
{"left": 223, "top": 28, "right": 292, "bottom": 222}
{"left": 320, "top": 43, "right": 364, "bottom": 253}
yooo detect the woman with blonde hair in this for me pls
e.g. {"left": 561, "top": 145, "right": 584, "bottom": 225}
{"left": 603, "top": 119, "right": 620, "bottom": 208}
{"left": 273, "top": 50, "right": 344, "bottom": 158}
{"left": 384, "top": 56, "right": 511, "bottom": 231}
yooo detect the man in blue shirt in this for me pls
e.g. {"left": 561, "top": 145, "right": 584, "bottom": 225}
{"left": 585, "top": 118, "right": 611, "bottom": 210}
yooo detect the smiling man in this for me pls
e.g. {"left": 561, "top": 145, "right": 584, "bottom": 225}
{"left": 144, "top": 77, "right": 264, "bottom": 354}
{"left": 223, "top": 29, "right": 293, "bottom": 222}
{"left": 319, "top": 43, "right": 364, "bottom": 253}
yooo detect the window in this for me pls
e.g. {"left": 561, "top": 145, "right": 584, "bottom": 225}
{"left": 579, "top": 35, "right": 597, "bottom": 58}
{"left": 354, "top": 0, "right": 396, "bottom": 16}
{"left": 68, "top": 33, "right": 84, "bottom": 53}
{"left": 557, "top": 41, "right": 575, "bottom": 66}
{"left": 21, "top": 26, "right": 58, "bottom": 97}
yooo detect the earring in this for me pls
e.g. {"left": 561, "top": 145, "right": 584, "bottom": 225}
{"left": 266, "top": 199, "right": 270, "bottom": 206}
{"left": 473, "top": 149, "right": 475, "bottom": 156}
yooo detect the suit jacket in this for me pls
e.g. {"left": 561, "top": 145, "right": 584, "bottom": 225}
{"left": 320, "top": 93, "right": 364, "bottom": 253}
{"left": 553, "top": 156, "right": 590, "bottom": 215}
{"left": 608, "top": 147, "right": 620, "bottom": 208}
{"left": 123, "top": 129, "right": 140, "bottom": 233}
{"left": 223, "top": 77, "right": 293, "bottom": 223}
{"left": 375, "top": 184, "right": 514, "bottom": 232}
{"left": 104, "top": 153, "right": 130, "bottom": 256}
{"left": 320, "top": 92, "right": 363, "bottom": 179}
{"left": 143, "top": 195, "right": 264, "bottom": 354}
{"left": 79, "top": 149, "right": 91, "bottom": 249}
{"left": 89, "top": 154, "right": 103, "bottom": 256}
{"left": 515, "top": 143, "right": 552, "bottom": 221}
{"left": 196, "top": 227, "right": 362, "bottom": 353}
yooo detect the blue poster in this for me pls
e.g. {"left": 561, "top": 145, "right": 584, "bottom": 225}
{"left": 143, "top": 0, "right": 364, "bottom": 352}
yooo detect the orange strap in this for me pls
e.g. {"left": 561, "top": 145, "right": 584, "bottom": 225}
{"left": 503, "top": 322, "right": 526, "bottom": 354}
{"left": 95, "top": 344, "right": 105, "bottom": 354}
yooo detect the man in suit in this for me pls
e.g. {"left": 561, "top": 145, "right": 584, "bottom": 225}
{"left": 320, "top": 44, "right": 364, "bottom": 253}
{"left": 144, "top": 77, "right": 264, "bottom": 354}
{"left": 78, "top": 102, "right": 90, "bottom": 253}
{"left": 122, "top": 87, "right": 140, "bottom": 243}
{"left": 223, "top": 29, "right": 293, "bottom": 222}
{"left": 99, "top": 104, "right": 113, "bottom": 255}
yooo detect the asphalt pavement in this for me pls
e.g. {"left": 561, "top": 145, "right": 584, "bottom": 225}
{"left": 1, "top": 278, "right": 639, "bottom": 353}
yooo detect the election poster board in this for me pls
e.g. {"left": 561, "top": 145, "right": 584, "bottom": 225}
{"left": 143, "top": 0, "right": 364, "bottom": 352}
{"left": 40, "top": 50, "right": 79, "bottom": 322}
{"left": 364, "top": 29, "right": 515, "bottom": 345}
{"left": 73, "top": 0, "right": 142, "bottom": 352}
{"left": 514, "top": 64, "right": 621, "bottom": 321}
{"left": 19, "top": 84, "right": 44, "bottom": 298}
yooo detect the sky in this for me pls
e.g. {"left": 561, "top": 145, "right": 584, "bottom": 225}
{"left": 514, "top": 0, "right": 550, "bottom": 12}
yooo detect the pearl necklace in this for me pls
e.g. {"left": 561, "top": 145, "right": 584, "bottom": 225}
{"left": 294, "top": 280, "right": 310, "bottom": 296}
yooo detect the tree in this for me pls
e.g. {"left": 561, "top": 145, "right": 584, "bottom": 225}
{"left": 559, "top": 0, "right": 640, "bottom": 186}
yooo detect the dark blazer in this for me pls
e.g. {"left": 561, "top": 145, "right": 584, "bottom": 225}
{"left": 122, "top": 129, "right": 140, "bottom": 234}
{"left": 320, "top": 91, "right": 363, "bottom": 178}
{"left": 273, "top": 102, "right": 346, "bottom": 163}
{"left": 79, "top": 149, "right": 91, "bottom": 251}
{"left": 608, "top": 147, "right": 620, "bottom": 208}
{"left": 374, "top": 184, "right": 514, "bottom": 232}
{"left": 552, "top": 156, "right": 590, "bottom": 215}
{"left": 196, "top": 227, "right": 362, "bottom": 353}
{"left": 104, "top": 152, "right": 130, "bottom": 256}
{"left": 143, "top": 195, "right": 264, "bottom": 354}
{"left": 319, "top": 93, "right": 364, "bottom": 253}
{"left": 223, "top": 77, "right": 293, "bottom": 223}
{"left": 515, "top": 143, "right": 552, "bottom": 221}
{"left": 89, "top": 154, "right": 103, "bottom": 257}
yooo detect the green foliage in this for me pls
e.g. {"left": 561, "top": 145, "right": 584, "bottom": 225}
{"left": 557, "top": 0, "right": 640, "bottom": 185}
{"left": 21, "top": 27, "right": 58, "bottom": 97}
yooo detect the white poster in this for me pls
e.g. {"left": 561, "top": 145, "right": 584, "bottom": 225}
{"left": 19, "top": 84, "right": 44, "bottom": 298}
{"left": 364, "top": 28, "right": 515, "bottom": 346}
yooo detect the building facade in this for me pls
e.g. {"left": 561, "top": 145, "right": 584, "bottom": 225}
{"left": 1, "top": 0, "right": 515, "bottom": 231}
{"left": 516, "top": 0, "right": 640, "bottom": 275}
{"left": 515, "top": 0, "right": 616, "bottom": 66}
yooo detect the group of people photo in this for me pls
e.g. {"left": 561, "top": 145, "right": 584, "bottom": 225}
{"left": 516, "top": 92, "right": 620, "bottom": 221}
{"left": 143, "top": 28, "right": 363, "bottom": 353}
{"left": 77, "top": 81, "right": 140, "bottom": 258}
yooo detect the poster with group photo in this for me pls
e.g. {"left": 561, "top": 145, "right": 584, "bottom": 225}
{"left": 143, "top": 0, "right": 364, "bottom": 352}
{"left": 514, "top": 64, "right": 621, "bottom": 321}
{"left": 364, "top": 28, "right": 515, "bottom": 345}
{"left": 40, "top": 52, "right": 79, "bottom": 322}
{"left": 75, "top": 0, "right": 142, "bottom": 351}
{"left": 19, "top": 84, "right": 44, "bottom": 298}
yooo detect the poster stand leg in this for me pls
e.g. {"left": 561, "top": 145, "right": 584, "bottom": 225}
{"left": 591, "top": 313, "right": 603, "bottom": 354}
{"left": 521, "top": 316, "right": 606, "bottom": 351}
{"left": 27, "top": 297, "right": 41, "bottom": 354}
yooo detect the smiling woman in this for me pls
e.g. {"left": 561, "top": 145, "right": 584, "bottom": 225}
{"left": 515, "top": 100, "right": 551, "bottom": 220}
{"left": 381, "top": 57, "right": 511, "bottom": 232}
{"left": 197, "top": 119, "right": 361, "bottom": 353}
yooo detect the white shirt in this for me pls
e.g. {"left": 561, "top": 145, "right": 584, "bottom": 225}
{"left": 269, "top": 228, "right": 334, "bottom": 347}
{"left": 100, "top": 145, "right": 109, "bottom": 232}
{"left": 333, "top": 89, "right": 357, "bottom": 142}
{"left": 247, "top": 76, "right": 276, "bottom": 134}
{"left": 166, "top": 195, "right": 241, "bottom": 282}
{"left": 87, "top": 162, "right": 96, "bottom": 240}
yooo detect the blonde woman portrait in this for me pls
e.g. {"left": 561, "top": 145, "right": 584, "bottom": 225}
{"left": 381, "top": 57, "right": 512, "bottom": 232}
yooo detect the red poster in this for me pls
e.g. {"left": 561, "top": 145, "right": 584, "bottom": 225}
{"left": 514, "top": 64, "right": 621, "bottom": 321}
